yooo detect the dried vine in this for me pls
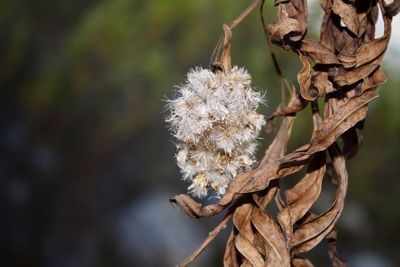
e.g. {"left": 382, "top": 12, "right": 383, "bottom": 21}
{"left": 170, "top": 0, "right": 399, "bottom": 266}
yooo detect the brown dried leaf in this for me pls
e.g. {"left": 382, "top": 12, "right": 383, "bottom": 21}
{"left": 232, "top": 202, "right": 257, "bottom": 242}
{"left": 277, "top": 152, "right": 326, "bottom": 241}
{"left": 361, "top": 66, "right": 387, "bottom": 91}
{"left": 285, "top": 155, "right": 325, "bottom": 205}
{"left": 229, "top": 108, "right": 300, "bottom": 266}
{"left": 319, "top": 0, "right": 335, "bottom": 50}
{"left": 280, "top": 90, "right": 377, "bottom": 168}
{"left": 363, "top": 4, "right": 379, "bottom": 41}
{"left": 234, "top": 96, "right": 302, "bottom": 195}
{"left": 332, "top": 0, "right": 359, "bottom": 36}
{"left": 299, "top": 39, "right": 339, "bottom": 64}
{"left": 306, "top": 89, "right": 378, "bottom": 156}
{"left": 297, "top": 53, "right": 318, "bottom": 101}
{"left": 170, "top": 193, "right": 227, "bottom": 218}
{"left": 354, "top": 32, "right": 390, "bottom": 68}
{"left": 280, "top": 0, "right": 309, "bottom": 33}
{"left": 333, "top": 3, "right": 391, "bottom": 84}
{"left": 230, "top": 92, "right": 301, "bottom": 266}
{"left": 321, "top": 0, "right": 359, "bottom": 56}
{"left": 263, "top": 109, "right": 297, "bottom": 164}
{"left": 235, "top": 234, "right": 264, "bottom": 267}
{"left": 267, "top": 0, "right": 308, "bottom": 48}
{"left": 312, "top": 71, "right": 335, "bottom": 95}
{"left": 266, "top": 18, "right": 304, "bottom": 48}
{"left": 224, "top": 229, "right": 240, "bottom": 267}
{"left": 331, "top": 63, "right": 376, "bottom": 87}
{"left": 251, "top": 208, "right": 291, "bottom": 266}
{"left": 266, "top": 94, "right": 308, "bottom": 125}
{"left": 252, "top": 184, "right": 279, "bottom": 211}
{"left": 239, "top": 142, "right": 306, "bottom": 194}
{"left": 291, "top": 144, "right": 348, "bottom": 253}
{"left": 232, "top": 200, "right": 269, "bottom": 262}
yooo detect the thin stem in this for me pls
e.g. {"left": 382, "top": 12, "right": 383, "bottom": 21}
{"left": 260, "top": 0, "right": 293, "bottom": 106}
{"left": 209, "top": 0, "right": 262, "bottom": 67}
{"left": 176, "top": 212, "right": 233, "bottom": 267}
{"left": 260, "top": 0, "right": 283, "bottom": 78}
{"left": 228, "top": 0, "right": 263, "bottom": 30}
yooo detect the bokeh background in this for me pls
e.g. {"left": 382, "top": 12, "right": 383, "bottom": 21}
{"left": 1, "top": 0, "right": 400, "bottom": 266}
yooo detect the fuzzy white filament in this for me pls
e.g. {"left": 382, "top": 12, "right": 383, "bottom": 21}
{"left": 166, "top": 66, "right": 265, "bottom": 198}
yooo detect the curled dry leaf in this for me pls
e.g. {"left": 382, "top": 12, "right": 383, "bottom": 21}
{"left": 234, "top": 230, "right": 264, "bottom": 267}
{"left": 277, "top": 152, "right": 326, "bottom": 242}
{"left": 170, "top": 0, "right": 398, "bottom": 266}
{"left": 298, "top": 39, "right": 339, "bottom": 64}
{"left": 251, "top": 208, "right": 291, "bottom": 266}
{"left": 266, "top": 18, "right": 304, "bottom": 47}
{"left": 266, "top": 0, "right": 308, "bottom": 49}
{"left": 291, "top": 144, "right": 348, "bottom": 254}
{"left": 266, "top": 93, "right": 308, "bottom": 125}
{"left": 306, "top": 89, "right": 378, "bottom": 155}
{"left": 332, "top": 0, "right": 359, "bottom": 36}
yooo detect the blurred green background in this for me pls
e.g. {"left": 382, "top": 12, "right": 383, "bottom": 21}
{"left": 1, "top": 0, "right": 399, "bottom": 266}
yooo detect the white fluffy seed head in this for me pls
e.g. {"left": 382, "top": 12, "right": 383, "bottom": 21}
{"left": 166, "top": 66, "right": 265, "bottom": 198}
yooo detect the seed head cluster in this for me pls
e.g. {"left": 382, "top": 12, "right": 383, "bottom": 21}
{"left": 166, "top": 66, "right": 265, "bottom": 198}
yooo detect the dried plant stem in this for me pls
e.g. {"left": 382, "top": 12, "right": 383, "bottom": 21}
{"left": 176, "top": 212, "right": 233, "bottom": 267}
{"left": 210, "top": 0, "right": 262, "bottom": 67}
{"left": 228, "top": 0, "right": 262, "bottom": 30}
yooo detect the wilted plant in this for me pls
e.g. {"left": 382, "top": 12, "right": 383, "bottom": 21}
{"left": 166, "top": 0, "right": 399, "bottom": 266}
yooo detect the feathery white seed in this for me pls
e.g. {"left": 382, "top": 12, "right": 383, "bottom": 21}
{"left": 166, "top": 66, "right": 265, "bottom": 198}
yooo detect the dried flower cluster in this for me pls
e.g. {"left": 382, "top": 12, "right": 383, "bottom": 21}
{"left": 166, "top": 67, "right": 265, "bottom": 197}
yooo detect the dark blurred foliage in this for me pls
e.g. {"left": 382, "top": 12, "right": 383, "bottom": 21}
{"left": 0, "top": 0, "right": 399, "bottom": 266}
